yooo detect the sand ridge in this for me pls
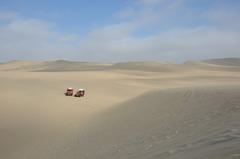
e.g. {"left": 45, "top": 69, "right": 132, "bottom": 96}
{"left": 1, "top": 58, "right": 240, "bottom": 72}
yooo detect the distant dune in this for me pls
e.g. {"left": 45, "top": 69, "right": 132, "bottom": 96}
{"left": 0, "top": 60, "right": 111, "bottom": 71}
{"left": 110, "top": 61, "right": 183, "bottom": 72}
{"left": 203, "top": 58, "right": 240, "bottom": 66}
{"left": 37, "top": 60, "right": 111, "bottom": 72}
{"left": 1, "top": 58, "right": 240, "bottom": 72}
{"left": 0, "top": 60, "right": 42, "bottom": 71}
{"left": 183, "top": 58, "right": 240, "bottom": 72}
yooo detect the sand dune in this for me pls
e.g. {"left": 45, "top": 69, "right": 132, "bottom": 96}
{"left": 203, "top": 58, "right": 240, "bottom": 66}
{"left": 1, "top": 58, "right": 240, "bottom": 72}
{"left": 78, "top": 86, "right": 240, "bottom": 159}
{"left": 0, "top": 58, "right": 240, "bottom": 159}
{"left": 0, "top": 60, "right": 111, "bottom": 72}
{"left": 109, "top": 61, "right": 183, "bottom": 72}
{"left": 183, "top": 59, "right": 240, "bottom": 72}
{"left": 0, "top": 60, "right": 42, "bottom": 71}
{"left": 37, "top": 60, "right": 112, "bottom": 72}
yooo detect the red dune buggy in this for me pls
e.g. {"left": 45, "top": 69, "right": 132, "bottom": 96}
{"left": 65, "top": 88, "right": 74, "bottom": 96}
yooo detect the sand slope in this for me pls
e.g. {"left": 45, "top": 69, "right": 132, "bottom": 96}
{"left": 0, "top": 58, "right": 240, "bottom": 159}
{"left": 77, "top": 86, "right": 240, "bottom": 159}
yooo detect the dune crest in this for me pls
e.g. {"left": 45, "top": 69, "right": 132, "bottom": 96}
{"left": 1, "top": 58, "right": 240, "bottom": 72}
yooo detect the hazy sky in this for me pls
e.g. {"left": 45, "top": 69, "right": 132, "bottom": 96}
{"left": 0, "top": 0, "right": 240, "bottom": 62}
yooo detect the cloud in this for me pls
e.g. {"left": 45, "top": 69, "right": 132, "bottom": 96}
{"left": 138, "top": 0, "right": 170, "bottom": 5}
{"left": 118, "top": 0, "right": 184, "bottom": 28}
{"left": 78, "top": 26, "right": 240, "bottom": 62}
{"left": 77, "top": 0, "right": 240, "bottom": 61}
{"left": 0, "top": 16, "right": 79, "bottom": 61}
{"left": 0, "top": 0, "right": 240, "bottom": 62}
{"left": 0, "top": 11, "right": 18, "bottom": 20}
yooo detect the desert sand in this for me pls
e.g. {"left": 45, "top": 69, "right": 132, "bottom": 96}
{"left": 0, "top": 58, "right": 240, "bottom": 159}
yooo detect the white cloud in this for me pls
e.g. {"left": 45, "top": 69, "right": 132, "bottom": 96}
{"left": 77, "top": 0, "right": 240, "bottom": 61}
{"left": 89, "top": 23, "right": 136, "bottom": 40}
{"left": 0, "top": 17, "right": 79, "bottom": 61}
{"left": 0, "top": 0, "right": 240, "bottom": 62}
{"left": 78, "top": 26, "right": 240, "bottom": 62}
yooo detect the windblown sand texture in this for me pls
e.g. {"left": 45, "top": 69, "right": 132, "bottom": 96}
{"left": 0, "top": 58, "right": 240, "bottom": 159}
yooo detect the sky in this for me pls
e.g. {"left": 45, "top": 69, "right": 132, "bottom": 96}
{"left": 0, "top": 0, "right": 240, "bottom": 62}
